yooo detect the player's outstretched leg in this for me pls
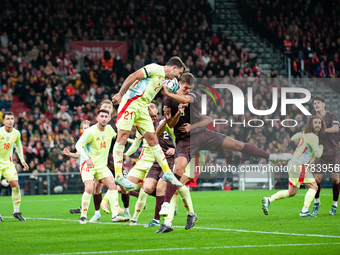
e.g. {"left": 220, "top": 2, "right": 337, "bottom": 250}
{"left": 262, "top": 190, "right": 289, "bottom": 216}
{"left": 144, "top": 132, "right": 182, "bottom": 187}
{"left": 222, "top": 139, "right": 292, "bottom": 164}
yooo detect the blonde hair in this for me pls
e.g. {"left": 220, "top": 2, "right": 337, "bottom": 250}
{"left": 100, "top": 99, "right": 113, "bottom": 108}
{"left": 80, "top": 120, "right": 91, "bottom": 130}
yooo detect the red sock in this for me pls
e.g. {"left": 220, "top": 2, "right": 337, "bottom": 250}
{"left": 93, "top": 193, "right": 102, "bottom": 211}
{"left": 315, "top": 183, "right": 321, "bottom": 199}
{"left": 130, "top": 190, "right": 139, "bottom": 198}
{"left": 121, "top": 193, "right": 130, "bottom": 208}
{"left": 333, "top": 183, "right": 340, "bottom": 202}
{"left": 164, "top": 174, "right": 181, "bottom": 203}
{"left": 154, "top": 196, "right": 164, "bottom": 220}
{"left": 240, "top": 143, "right": 270, "bottom": 159}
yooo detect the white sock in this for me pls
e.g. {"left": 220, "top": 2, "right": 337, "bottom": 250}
{"left": 95, "top": 210, "right": 100, "bottom": 215}
{"left": 14, "top": 208, "right": 19, "bottom": 213}
{"left": 333, "top": 201, "right": 338, "bottom": 207}
{"left": 315, "top": 198, "right": 320, "bottom": 204}
{"left": 124, "top": 207, "right": 129, "bottom": 212}
{"left": 153, "top": 218, "right": 160, "bottom": 223}
{"left": 301, "top": 206, "right": 309, "bottom": 213}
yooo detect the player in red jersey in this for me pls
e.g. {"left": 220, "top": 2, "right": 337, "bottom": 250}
{"left": 158, "top": 73, "right": 292, "bottom": 218}
{"left": 312, "top": 96, "right": 340, "bottom": 215}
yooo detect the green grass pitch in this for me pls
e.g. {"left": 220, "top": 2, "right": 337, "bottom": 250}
{"left": 0, "top": 189, "right": 339, "bottom": 255}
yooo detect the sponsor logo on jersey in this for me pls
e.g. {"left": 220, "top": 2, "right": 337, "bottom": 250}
{"left": 96, "top": 137, "right": 100, "bottom": 141}
{"left": 0, "top": 137, "right": 4, "bottom": 140}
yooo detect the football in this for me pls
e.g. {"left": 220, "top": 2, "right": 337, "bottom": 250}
{"left": 163, "top": 78, "right": 178, "bottom": 93}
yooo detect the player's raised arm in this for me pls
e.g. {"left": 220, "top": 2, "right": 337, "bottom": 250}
{"left": 14, "top": 132, "right": 29, "bottom": 171}
{"left": 166, "top": 103, "right": 187, "bottom": 128}
{"left": 156, "top": 108, "right": 173, "bottom": 136}
{"left": 112, "top": 69, "right": 145, "bottom": 105}
{"left": 161, "top": 86, "right": 194, "bottom": 104}
{"left": 291, "top": 132, "right": 303, "bottom": 142}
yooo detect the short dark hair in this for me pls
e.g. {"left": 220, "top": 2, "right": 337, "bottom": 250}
{"left": 312, "top": 96, "right": 325, "bottom": 103}
{"left": 166, "top": 56, "right": 186, "bottom": 70}
{"left": 180, "top": 73, "right": 195, "bottom": 85}
{"left": 3, "top": 112, "right": 14, "bottom": 119}
{"left": 97, "top": 109, "right": 109, "bottom": 115}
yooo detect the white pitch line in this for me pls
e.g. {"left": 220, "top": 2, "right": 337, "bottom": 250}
{"left": 37, "top": 242, "right": 340, "bottom": 255}
{"left": 3, "top": 216, "right": 340, "bottom": 239}
{"left": 0, "top": 198, "right": 76, "bottom": 203}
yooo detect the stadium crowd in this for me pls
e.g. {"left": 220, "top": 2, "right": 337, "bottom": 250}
{"left": 240, "top": 0, "right": 340, "bottom": 81}
{"left": 0, "top": 0, "right": 323, "bottom": 194}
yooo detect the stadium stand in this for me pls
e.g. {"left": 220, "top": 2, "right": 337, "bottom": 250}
{"left": 0, "top": 0, "right": 336, "bottom": 194}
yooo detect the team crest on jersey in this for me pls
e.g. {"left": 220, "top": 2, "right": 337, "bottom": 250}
{"left": 106, "top": 134, "right": 111, "bottom": 141}
{"left": 6, "top": 137, "right": 9, "bottom": 141}
{"left": 12, "top": 137, "right": 15, "bottom": 141}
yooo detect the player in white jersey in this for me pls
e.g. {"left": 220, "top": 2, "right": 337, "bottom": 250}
{"left": 262, "top": 116, "right": 326, "bottom": 217}
{"left": 0, "top": 112, "right": 29, "bottom": 222}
